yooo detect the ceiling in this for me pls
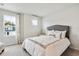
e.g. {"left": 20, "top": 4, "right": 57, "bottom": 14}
{"left": 0, "top": 3, "right": 79, "bottom": 17}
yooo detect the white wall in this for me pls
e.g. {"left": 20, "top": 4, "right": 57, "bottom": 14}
{"left": 20, "top": 14, "right": 42, "bottom": 42}
{"left": 42, "top": 6, "right": 79, "bottom": 50}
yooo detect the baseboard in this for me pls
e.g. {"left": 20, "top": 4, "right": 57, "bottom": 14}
{"left": 5, "top": 43, "right": 19, "bottom": 47}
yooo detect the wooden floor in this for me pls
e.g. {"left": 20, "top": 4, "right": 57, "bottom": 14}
{"left": 62, "top": 48, "right": 79, "bottom": 56}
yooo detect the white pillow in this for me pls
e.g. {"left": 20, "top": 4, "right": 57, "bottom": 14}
{"left": 46, "top": 30, "right": 55, "bottom": 36}
{"left": 54, "top": 31, "right": 61, "bottom": 39}
{"left": 61, "top": 31, "right": 66, "bottom": 39}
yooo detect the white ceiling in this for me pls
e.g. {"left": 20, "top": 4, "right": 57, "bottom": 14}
{"left": 0, "top": 3, "right": 79, "bottom": 17}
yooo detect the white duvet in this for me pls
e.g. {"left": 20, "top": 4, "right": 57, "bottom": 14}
{"left": 22, "top": 35, "right": 70, "bottom": 56}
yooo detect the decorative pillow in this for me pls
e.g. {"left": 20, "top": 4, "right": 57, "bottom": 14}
{"left": 46, "top": 30, "right": 66, "bottom": 39}
{"left": 54, "top": 31, "right": 62, "bottom": 39}
{"left": 61, "top": 31, "right": 66, "bottom": 39}
{"left": 46, "top": 30, "right": 55, "bottom": 36}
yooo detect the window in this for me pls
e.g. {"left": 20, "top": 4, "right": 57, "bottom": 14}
{"left": 32, "top": 16, "right": 38, "bottom": 26}
{"left": 3, "top": 15, "right": 16, "bottom": 36}
{"left": 32, "top": 19, "right": 38, "bottom": 26}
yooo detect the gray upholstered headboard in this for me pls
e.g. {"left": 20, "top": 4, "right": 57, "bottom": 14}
{"left": 47, "top": 25, "right": 70, "bottom": 39}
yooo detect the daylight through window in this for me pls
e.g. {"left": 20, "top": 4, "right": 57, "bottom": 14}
{"left": 4, "top": 15, "right": 16, "bottom": 36}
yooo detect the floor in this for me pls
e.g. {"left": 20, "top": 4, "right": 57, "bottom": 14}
{"left": 1, "top": 44, "right": 29, "bottom": 56}
{"left": 1, "top": 44, "right": 79, "bottom": 56}
{"left": 62, "top": 48, "right": 79, "bottom": 56}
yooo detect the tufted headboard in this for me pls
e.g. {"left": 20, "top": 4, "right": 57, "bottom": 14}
{"left": 47, "top": 25, "right": 70, "bottom": 39}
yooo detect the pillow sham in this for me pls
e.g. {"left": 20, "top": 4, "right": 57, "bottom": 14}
{"left": 61, "top": 31, "right": 66, "bottom": 39}
{"left": 54, "top": 31, "right": 61, "bottom": 39}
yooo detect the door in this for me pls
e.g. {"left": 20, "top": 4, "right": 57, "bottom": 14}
{"left": 3, "top": 15, "right": 18, "bottom": 45}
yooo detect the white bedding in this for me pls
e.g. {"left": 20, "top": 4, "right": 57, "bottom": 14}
{"left": 22, "top": 35, "right": 70, "bottom": 56}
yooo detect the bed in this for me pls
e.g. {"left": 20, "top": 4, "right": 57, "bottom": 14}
{"left": 22, "top": 25, "right": 70, "bottom": 56}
